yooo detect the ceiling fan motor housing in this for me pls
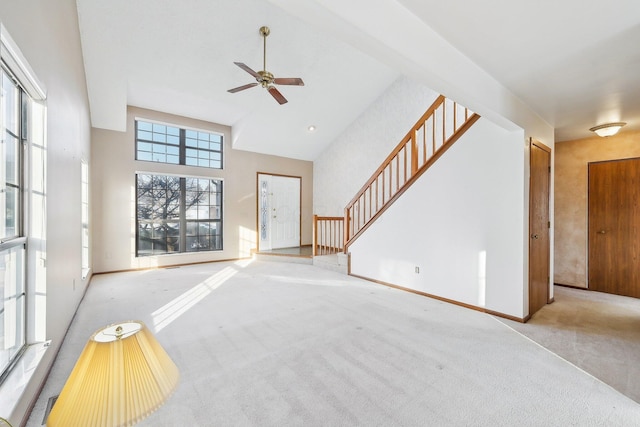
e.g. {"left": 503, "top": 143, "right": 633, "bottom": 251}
{"left": 257, "top": 70, "right": 274, "bottom": 87}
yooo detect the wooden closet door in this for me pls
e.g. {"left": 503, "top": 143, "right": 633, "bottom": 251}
{"left": 588, "top": 158, "right": 640, "bottom": 298}
{"left": 529, "top": 141, "right": 551, "bottom": 317}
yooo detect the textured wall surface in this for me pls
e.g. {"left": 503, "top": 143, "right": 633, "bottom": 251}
{"left": 554, "top": 130, "right": 640, "bottom": 287}
{"left": 313, "top": 76, "right": 439, "bottom": 216}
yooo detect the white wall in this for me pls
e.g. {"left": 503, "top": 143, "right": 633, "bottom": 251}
{"left": 0, "top": 1, "right": 91, "bottom": 424}
{"left": 314, "top": 76, "right": 439, "bottom": 215}
{"left": 278, "top": 0, "right": 556, "bottom": 319}
{"left": 349, "top": 119, "right": 527, "bottom": 319}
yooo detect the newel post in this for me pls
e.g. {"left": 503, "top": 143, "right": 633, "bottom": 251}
{"left": 312, "top": 214, "right": 318, "bottom": 256}
{"left": 344, "top": 208, "right": 350, "bottom": 252}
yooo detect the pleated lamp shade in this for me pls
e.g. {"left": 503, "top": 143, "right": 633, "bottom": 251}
{"left": 47, "top": 321, "right": 179, "bottom": 427}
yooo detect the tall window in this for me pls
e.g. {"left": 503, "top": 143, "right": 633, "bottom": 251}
{"left": 1, "top": 66, "right": 27, "bottom": 379}
{"left": 135, "top": 120, "right": 223, "bottom": 169}
{"left": 136, "top": 174, "right": 223, "bottom": 256}
{"left": 81, "top": 160, "right": 89, "bottom": 278}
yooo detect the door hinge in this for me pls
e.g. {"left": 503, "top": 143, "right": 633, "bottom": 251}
{"left": 548, "top": 166, "right": 551, "bottom": 173}
{"left": 548, "top": 221, "right": 551, "bottom": 228}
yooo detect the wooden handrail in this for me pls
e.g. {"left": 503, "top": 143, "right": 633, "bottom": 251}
{"left": 344, "top": 95, "right": 479, "bottom": 251}
{"left": 313, "top": 215, "right": 344, "bottom": 256}
{"left": 346, "top": 96, "right": 447, "bottom": 208}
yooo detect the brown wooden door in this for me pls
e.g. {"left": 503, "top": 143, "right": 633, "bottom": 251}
{"left": 588, "top": 158, "right": 640, "bottom": 298}
{"left": 529, "top": 140, "right": 551, "bottom": 317}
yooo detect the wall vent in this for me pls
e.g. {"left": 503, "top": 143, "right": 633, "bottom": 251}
{"left": 42, "top": 395, "right": 58, "bottom": 425}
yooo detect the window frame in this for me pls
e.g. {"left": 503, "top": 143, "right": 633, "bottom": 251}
{"left": 135, "top": 172, "right": 224, "bottom": 257}
{"left": 0, "top": 22, "right": 48, "bottom": 397}
{"left": 81, "top": 159, "right": 90, "bottom": 279}
{"left": 134, "top": 118, "right": 224, "bottom": 169}
{"left": 0, "top": 64, "right": 27, "bottom": 382}
{"left": 2, "top": 65, "right": 24, "bottom": 241}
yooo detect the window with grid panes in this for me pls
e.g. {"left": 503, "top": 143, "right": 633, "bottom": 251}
{"left": 135, "top": 120, "right": 222, "bottom": 169}
{"left": 1, "top": 66, "right": 27, "bottom": 380}
{"left": 136, "top": 174, "right": 223, "bottom": 256}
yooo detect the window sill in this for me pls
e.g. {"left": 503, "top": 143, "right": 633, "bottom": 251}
{"left": 0, "top": 341, "right": 50, "bottom": 421}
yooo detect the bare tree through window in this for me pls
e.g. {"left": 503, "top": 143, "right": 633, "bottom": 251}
{"left": 136, "top": 174, "right": 222, "bottom": 256}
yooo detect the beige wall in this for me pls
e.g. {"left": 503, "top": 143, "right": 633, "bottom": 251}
{"left": 92, "top": 106, "right": 313, "bottom": 273}
{"left": 555, "top": 130, "right": 640, "bottom": 287}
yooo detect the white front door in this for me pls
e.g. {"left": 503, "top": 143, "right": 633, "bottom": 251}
{"left": 258, "top": 174, "right": 301, "bottom": 250}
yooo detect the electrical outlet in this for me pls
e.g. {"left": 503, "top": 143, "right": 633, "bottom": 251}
{"left": 415, "top": 266, "right": 420, "bottom": 273}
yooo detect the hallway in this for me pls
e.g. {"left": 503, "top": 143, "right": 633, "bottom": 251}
{"left": 500, "top": 285, "right": 640, "bottom": 403}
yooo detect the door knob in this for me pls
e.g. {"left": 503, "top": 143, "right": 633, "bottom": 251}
{"left": 531, "top": 234, "right": 538, "bottom": 239}
{"left": 597, "top": 230, "right": 606, "bottom": 234}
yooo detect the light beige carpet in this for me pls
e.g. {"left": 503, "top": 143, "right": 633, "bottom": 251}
{"left": 28, "top": 261, "right": 640, "bottom": 426}
{"left": 499, "top": 285, "right": 640, "bottom": 404}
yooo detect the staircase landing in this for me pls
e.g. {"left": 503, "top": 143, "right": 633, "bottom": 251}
{"left": 253, "top": 246, "right": 348, "bottom": 274}
{"left": 254, "top": 246, "right": 313, "bottom": 265}
{"left": 313, "top": 253, "right": 349, "bottom": 275}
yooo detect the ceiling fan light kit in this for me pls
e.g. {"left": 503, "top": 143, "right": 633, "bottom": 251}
{"left": 228, "top": 26, "right": 304, "bottom": 105}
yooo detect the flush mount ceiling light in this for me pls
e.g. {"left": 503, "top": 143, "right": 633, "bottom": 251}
{"left": 589, "top": 122, "right": 626, "bottom": 137}
{"left": 307, "top": 125, "right": 316, "bottom": 132}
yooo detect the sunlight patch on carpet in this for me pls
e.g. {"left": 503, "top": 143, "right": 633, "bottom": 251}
{"left": 152, "top": 263, "right": 245, "bottom": 332}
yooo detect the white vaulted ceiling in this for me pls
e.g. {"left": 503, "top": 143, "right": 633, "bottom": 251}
{"left": 76, "top": 0, "right": 640, "bottom": 160}
{"left": 75, "top": 0, "right": 399, "bottom": 160}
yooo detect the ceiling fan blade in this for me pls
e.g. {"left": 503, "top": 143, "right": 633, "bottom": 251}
{"left": 268, "top": 86, "right": 288, "bottom": 105}
{"left": 273, "top": 77, "right": 304, "bottom": 86}
{"left": 227, "top": 83, "right": 258, "bottom": 93}
{"left": 234, "top": 62, "right": 260, "bottom": 78}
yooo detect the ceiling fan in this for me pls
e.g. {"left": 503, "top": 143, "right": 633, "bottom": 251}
{"left": 227, "top": 26, "right": 304, "bottom": 105}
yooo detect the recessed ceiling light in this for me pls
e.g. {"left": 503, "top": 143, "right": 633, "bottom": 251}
{"left": 307, "top": 125, "right": 316, "bottom": 132}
